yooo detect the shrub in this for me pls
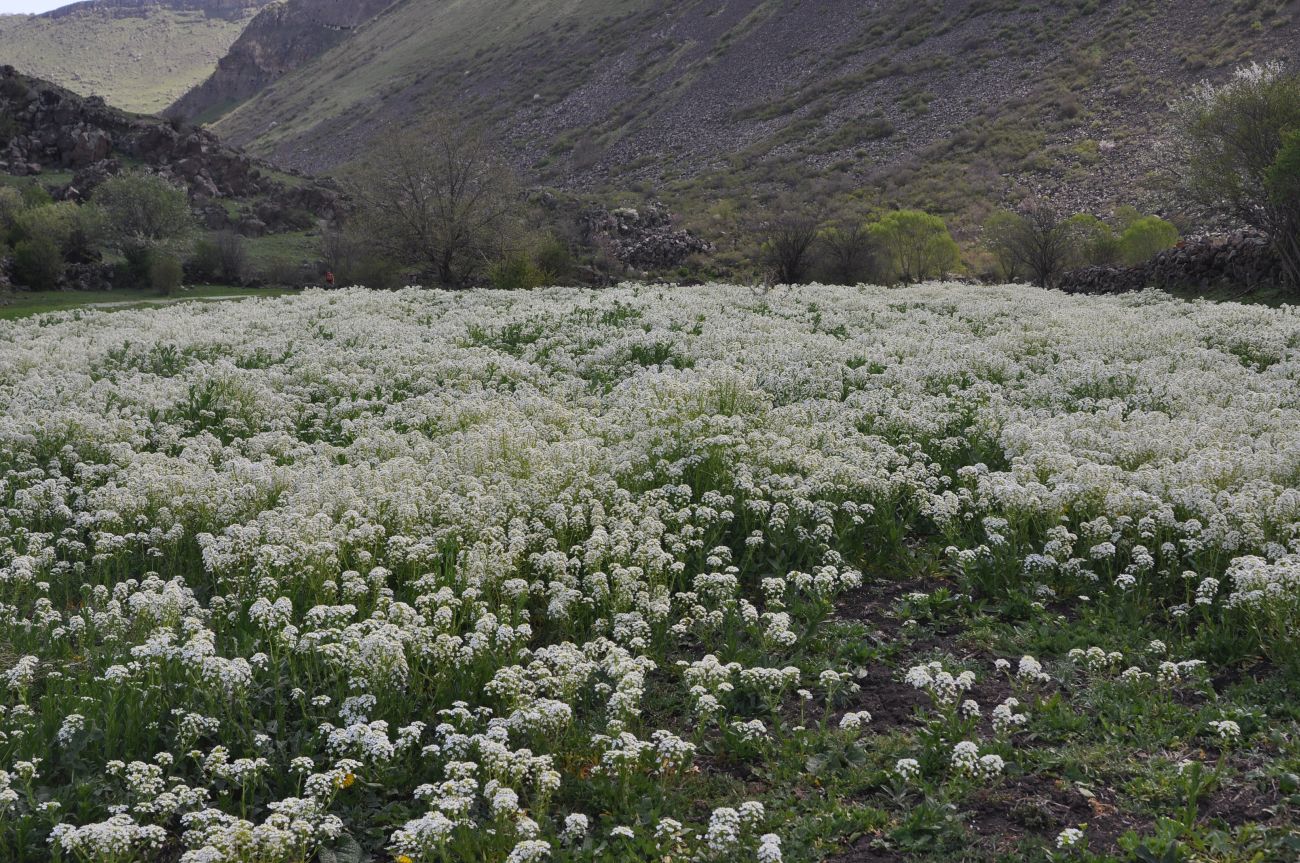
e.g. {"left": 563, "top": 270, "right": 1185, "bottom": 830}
{"left": 259, "top": 257, "right": 302, "bottom": 288}
{"left": 488, "top": 253, "right": 550, "bottom": 290}
{"left": 1067, "top": 213, "right": 1122, "bottom": 267}
{"left": 533, "top": 236, "right": 573, "bottom": 282}
{"left": 0, "top": 186, "right": 22, "bottom": 234}
{"left": 190, "top": 231, "right": 247, "bottom": 284}
{"left": 148, "top": 254, "right": 184, "bottom": 296}
{"left": 869, "top": 210, "right": 960, "bottom": 283}
{"left": 1118, "top": 215, "right": 1179, "bottom": 265}
{"left": 983, "top": 205, "right": 1075, "bottom": 289}
{"left": 12, "top": 202, "right": 104, "bottom": 261}
{"left": 12, "top": 236, "right": 65, "bottom": 291}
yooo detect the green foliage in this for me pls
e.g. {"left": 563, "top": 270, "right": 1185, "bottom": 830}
{"left": 12, "top": 236, "right": 65, "bottom": 291}
{"left": 190, "top": 231, "right": 248, "bottom": 285}
{"left": 868, "top": 210, "right": 960, "bottom": 283}
{"left": 1266, "top": 130, "right": 1300, "bottom": 205}
{"left": 1118, "top": 215, "right": 1179, "bottom": 265}
{"left": 92, "top": 171, "right": 195, "bottom": 257}
{"left": 0, "top": 186, "right": 22, "bottom": 234}
{"left": 1067, "top": 213, "right": 1122, "bottom": 267}
{"left": 533, "top": 236, "right": 573, "bottom": 282}
{"left": 19, "top": 184, "right": 52, "bottom": 210}
{"left": 488, "top": 253, "right": 552, "bottom": 290}
{"left": 12, "top": 201, "right": 105, "bottom": 261}
{"left": 1176, "top": 63, "right": 1300, "bottom": 286}
{"left": 148, "top": 253, "right": 184, "bottom": 296}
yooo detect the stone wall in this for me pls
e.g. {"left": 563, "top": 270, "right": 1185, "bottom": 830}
{"left": 1057, "top": 233, "right": 1289, "bottom": 295}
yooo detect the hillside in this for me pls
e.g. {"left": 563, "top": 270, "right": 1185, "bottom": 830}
{"left": 0, "top": 0, "right": 270, "bottom": 114}
{"left": 189, "top": 0, "right": 1300, "bottom": 229}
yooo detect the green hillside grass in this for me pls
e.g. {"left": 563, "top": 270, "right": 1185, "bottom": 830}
{"left": 0, "top": 6, "right": 257, "bottom": 114}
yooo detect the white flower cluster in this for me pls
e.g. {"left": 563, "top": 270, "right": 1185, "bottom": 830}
{"left": 1, "top": 283, "right": 1297, "bottom": 854}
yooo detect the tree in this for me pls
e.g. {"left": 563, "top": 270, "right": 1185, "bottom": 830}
{"left": 92, "top": 171, "right": 194, "bottom": 282}
{"left": 1174, "top": 62, "right": 1300, "bottom": 287}
{"left": 819, "top": 220, "right": 875, "bottom": 285}
{"left": 983, "top": 211, "right": 1025, "bottom": 281}
{"left": 869, "top": 210, "right": 960, "bottom": 284}
{"left": 343, "top": 119, "right": 517, "bottom": 286}
{"left": 983, "top": 204, "right": 1076, "bottom": 289}
{"left": 1118, "top": 215, "right": 1179, "bottom": 265}
{"left": 760, "top": 214, "right": 820, "bottom": 285}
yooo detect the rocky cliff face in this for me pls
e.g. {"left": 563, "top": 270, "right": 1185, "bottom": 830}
{"left": 168, "top": 0, "right": 392, "bottom": 121}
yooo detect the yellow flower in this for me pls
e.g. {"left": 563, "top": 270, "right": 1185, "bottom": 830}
{"left": 337, "top": 772, "right": 356, "bottom": 789}
{"left": 396, "top": 856, "right": 413, "bottom": 863}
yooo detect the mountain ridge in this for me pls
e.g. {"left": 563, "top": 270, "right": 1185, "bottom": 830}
{"left": 185, "top": 0, "right": 1300, "bottom": 228}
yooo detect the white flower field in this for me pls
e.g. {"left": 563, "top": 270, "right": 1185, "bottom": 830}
{"left": 1, "top": 284, "right": 1299, "bottom": 862}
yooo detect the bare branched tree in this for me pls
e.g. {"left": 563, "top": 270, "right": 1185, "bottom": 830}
{"left": 761, "top": 214, "right": 820, "bottom": 285}
{"left": 343, "top": 118, "right": 517, "bottom": 286}
{"left": 984, "top": 203, "right": 1077, "bottom": 289}
{"left": 819, "top": 220, "right": 876, "bottom": 285}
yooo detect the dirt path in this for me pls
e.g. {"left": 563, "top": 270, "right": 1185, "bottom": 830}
{"left": 84, "top": 295, "right": 250, "bottom": 309}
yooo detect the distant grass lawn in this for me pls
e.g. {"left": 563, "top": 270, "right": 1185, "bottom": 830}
{"left": 0, "top": 285, "right": 294, "bottom": 321}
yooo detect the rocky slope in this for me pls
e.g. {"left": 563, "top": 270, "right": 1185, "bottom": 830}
{"left": 0, "top": 65, "right": 343, "bottom": 230}
{"left": 0, "top": 0, "right": 271, "bottom": 114}
{"left": 168, "top": 0, "right": 394, "bottom": 123}
{"left": 181, "top": 0, "right": 1300, "bottom": 229}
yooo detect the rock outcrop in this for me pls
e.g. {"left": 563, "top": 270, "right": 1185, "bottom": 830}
{"left": 579, "top": 203, "right": 712, "bottom": 272}
{"left": 0, "top": 66, "right": 343, "bottom": 222}
{"left": 1057, "top": 233, "right": 1289, "bottom": 295}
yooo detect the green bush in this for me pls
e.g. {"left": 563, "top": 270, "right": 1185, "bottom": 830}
{"left": 259, "top": 257, "right": 302, "bottom": 288}
{"left": 13, "top": 202, "right": 105, "bottom": 263}
{"left": 13, "top": 236, "right": 65, "bottom": 291}
{"left": 1119, "top": 215, "right": 1179, "bottom": 265}
{"left": 0, "top": 186, "right": 23, "bottom": 235}
{"left": 349, "top": 256, "right": 405, "bottom": 291}
{"left": 149, "top": 254, "right": 184, "bottom": 296}
{"left": 488, "top": 253, "right": 551, "bottom": 290}
{"left": 190, "top": 231, "right": 246, "bottom": 284}
{"left": 1068, "top": 213, "right": 1122, "bottom": 266}
{"left": 533, "top": 237, "right": 572, "bottom": 282}
{"left": 868, "top": 209, "right": 961, "bottom": 283}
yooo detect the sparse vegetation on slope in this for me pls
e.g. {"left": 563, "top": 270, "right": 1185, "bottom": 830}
{"left": 0, "top": 2, "right": 267, "bottom": 114}
{"left": 197, "top": 0, "right": 1299, "bottom": 233}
